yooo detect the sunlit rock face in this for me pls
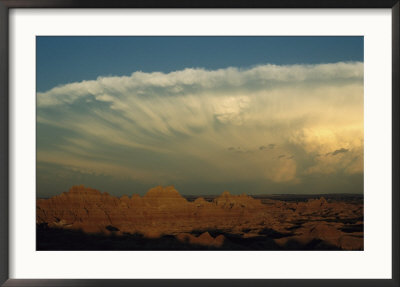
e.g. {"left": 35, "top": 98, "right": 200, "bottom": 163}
{"left": 37, "top": 185, "right": 363, "bottom": 250}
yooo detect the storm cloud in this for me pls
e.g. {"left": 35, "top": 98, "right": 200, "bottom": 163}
{"left": 37, "top": 62, "right": 364, "bottom": 196}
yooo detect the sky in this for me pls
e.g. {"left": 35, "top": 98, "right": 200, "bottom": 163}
{"left": 36, "top": 36, "right": 364, "bottom": 197}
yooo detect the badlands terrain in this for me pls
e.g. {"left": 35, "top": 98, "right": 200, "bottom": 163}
{"left": 36, "top": 185, "right": 363, "bottom": 250}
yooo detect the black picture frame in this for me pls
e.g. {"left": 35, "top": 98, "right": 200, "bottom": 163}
{"left": 0, "top": 1, "right": 399, "bottom": 287}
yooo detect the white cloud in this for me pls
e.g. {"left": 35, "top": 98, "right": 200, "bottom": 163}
{"left": 37, "top": 62, "right": 364, "bottom": 185}
{"left": 37, "top": 62, "right": 363, "bottom": 107}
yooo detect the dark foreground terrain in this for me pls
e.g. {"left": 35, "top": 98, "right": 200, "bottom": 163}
{"left": 37, "top": 185, "right": 363, "bottom": 251}
{"left": 37, "top": 224, "right": 352, "bottom": 251}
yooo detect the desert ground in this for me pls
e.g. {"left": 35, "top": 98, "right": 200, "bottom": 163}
{"left": 37, "top": 185, "right": 363, "bottom": 250}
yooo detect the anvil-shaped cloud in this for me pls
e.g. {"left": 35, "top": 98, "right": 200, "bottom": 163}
{"left": 37, "top": 62, "right": 363, "bottom": 196}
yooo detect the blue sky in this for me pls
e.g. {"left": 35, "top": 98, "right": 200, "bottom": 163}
{"left": 36, "top": 37, "right": 364, "bottom": 197}
{"left": 37, "top": 36, "right": 363, "bottom": 92}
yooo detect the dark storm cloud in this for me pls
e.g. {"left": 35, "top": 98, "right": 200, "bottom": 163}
{"left": 332, "top": 148, "right": 350, "bottom": 156}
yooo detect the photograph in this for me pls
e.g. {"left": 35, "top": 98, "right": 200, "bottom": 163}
{"left": 35, "top": 36, "right": 364, "bottom": 251}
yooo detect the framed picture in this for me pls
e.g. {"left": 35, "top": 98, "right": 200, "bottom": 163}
{"left": 0, "top": 0, "right": 399, "bottom": 286}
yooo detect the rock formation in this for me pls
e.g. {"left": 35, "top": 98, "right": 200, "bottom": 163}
{"left": 37, "top": 185, "right": 364, "bottom": 250}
